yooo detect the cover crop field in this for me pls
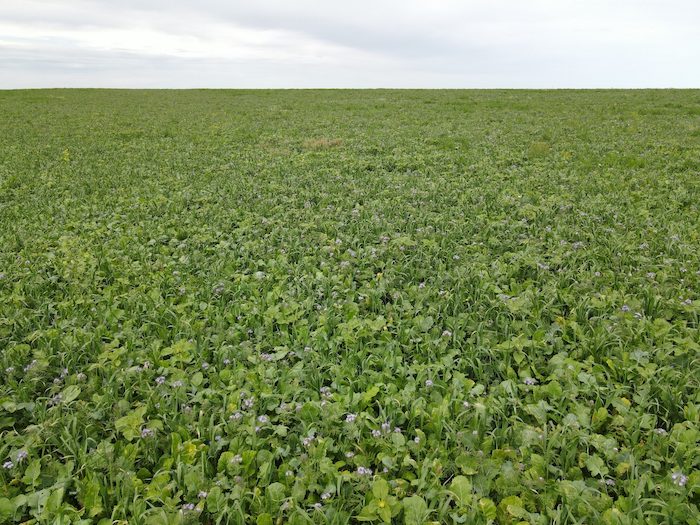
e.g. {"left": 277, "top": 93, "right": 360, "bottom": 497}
{"left": 0, "top": 89, "right": 699, "bottom": 524}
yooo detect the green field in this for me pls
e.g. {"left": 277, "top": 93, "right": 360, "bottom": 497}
{"left": 1, "top": 89, "right": 699, "bottom": 524}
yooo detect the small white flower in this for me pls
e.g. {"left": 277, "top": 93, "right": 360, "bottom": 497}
{"left": 425, "top": 379, "right": 434, "bottom": 387}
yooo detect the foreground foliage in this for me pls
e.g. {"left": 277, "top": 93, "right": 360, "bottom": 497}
{"left": 1, "top": 89, "right": 699, "bottom": 524}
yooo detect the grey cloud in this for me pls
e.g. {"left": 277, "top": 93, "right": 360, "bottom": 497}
{"left": 1, "top": 0, "right": 699, "bottom": 88}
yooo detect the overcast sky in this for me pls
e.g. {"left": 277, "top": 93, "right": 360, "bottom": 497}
{"left": 1, "top": 0, "right": 699, "bottom": 88}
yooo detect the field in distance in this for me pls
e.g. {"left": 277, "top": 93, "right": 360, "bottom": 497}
{"left": 0, "top": 89, "right": 699, "bottom": 524}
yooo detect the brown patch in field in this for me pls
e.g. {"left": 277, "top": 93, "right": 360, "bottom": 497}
{"left": 303, "top": 137, "right": 343, "bottom": 149}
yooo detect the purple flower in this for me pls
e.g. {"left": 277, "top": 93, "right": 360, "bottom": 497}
{"left": 321, "top": 492, "right": 331, "bottom": 500}
{"left": 371, "top": 429, "right": 381, "bottom": 438}
{"left": 523, "top": 377, "right": 537, "bottom": 386}
{"left": 201, "top": 362, "right": 209, "bottom": 370}
{"left": 381, "top": 421, "right": 391, "bottom": 433}
{"left": 257, "top": 415, "right": 269, "bottom": 424}
{"left": 671, "top": 471, "right": 688, "bottom": 487}
{"left": 155, "top": 376, "right": 166, "bottom": 385}
{"left": 3, "top": 461, "right": 13, "bottom": 469}
{"left": 345, "top": 413, "right": 357, "bottom": 423}
{"left": 16, "top": 450, "right": 28, "bottom": 462}
{"left": 48, "top": 393, "right": 62, "bottom": 406}
{"left": 425, "top": 379, "right": 434, "bottom": 387}
{"left": 198, "top": 491, "right": 208, "bottom": 499}
{"left": 621, "top": 305, "right": 630, "bottom": 312}
{"left": 356, "top": 466, "right": 372, "bottom": 476}
{"left": 181, "top": 503, "right": 195, "bottom": 511}
{"left": 141, "top": 428, "right": 155, "bottom": 438}
{"left": 260, "top": 353, "right": 272, "bottom": 362}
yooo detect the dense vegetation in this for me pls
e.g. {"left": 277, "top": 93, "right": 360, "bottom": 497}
{"left": 1, "top": 89, "right": 699, "bottom": 524}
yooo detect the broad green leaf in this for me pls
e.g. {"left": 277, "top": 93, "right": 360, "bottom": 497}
{"left": 372, "top": 478, "right": 390, "bottom": 500}
{"left": 478, "top": 498, "right": 497, "bottom": 522}
{"left": 61, "top": 385, "right": 81, "bottom": 403}
{"left": 449, "top": 476, "right": 472, "bottom": 506}
{"left": 257, "top": 513, "right": 273, "bottom": 525}
{"left": 403, "top": 495, "right": 428, "bottom": 525}
{"left": 21, "top": 459, "right": 41, "bottom": 487}
{"left": 0, "top": 498, "right": 13, "bottom": 523}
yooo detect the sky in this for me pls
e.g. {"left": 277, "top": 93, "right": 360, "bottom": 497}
{"left": 1, "top": 0, "right": 699, "bottom": 89}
